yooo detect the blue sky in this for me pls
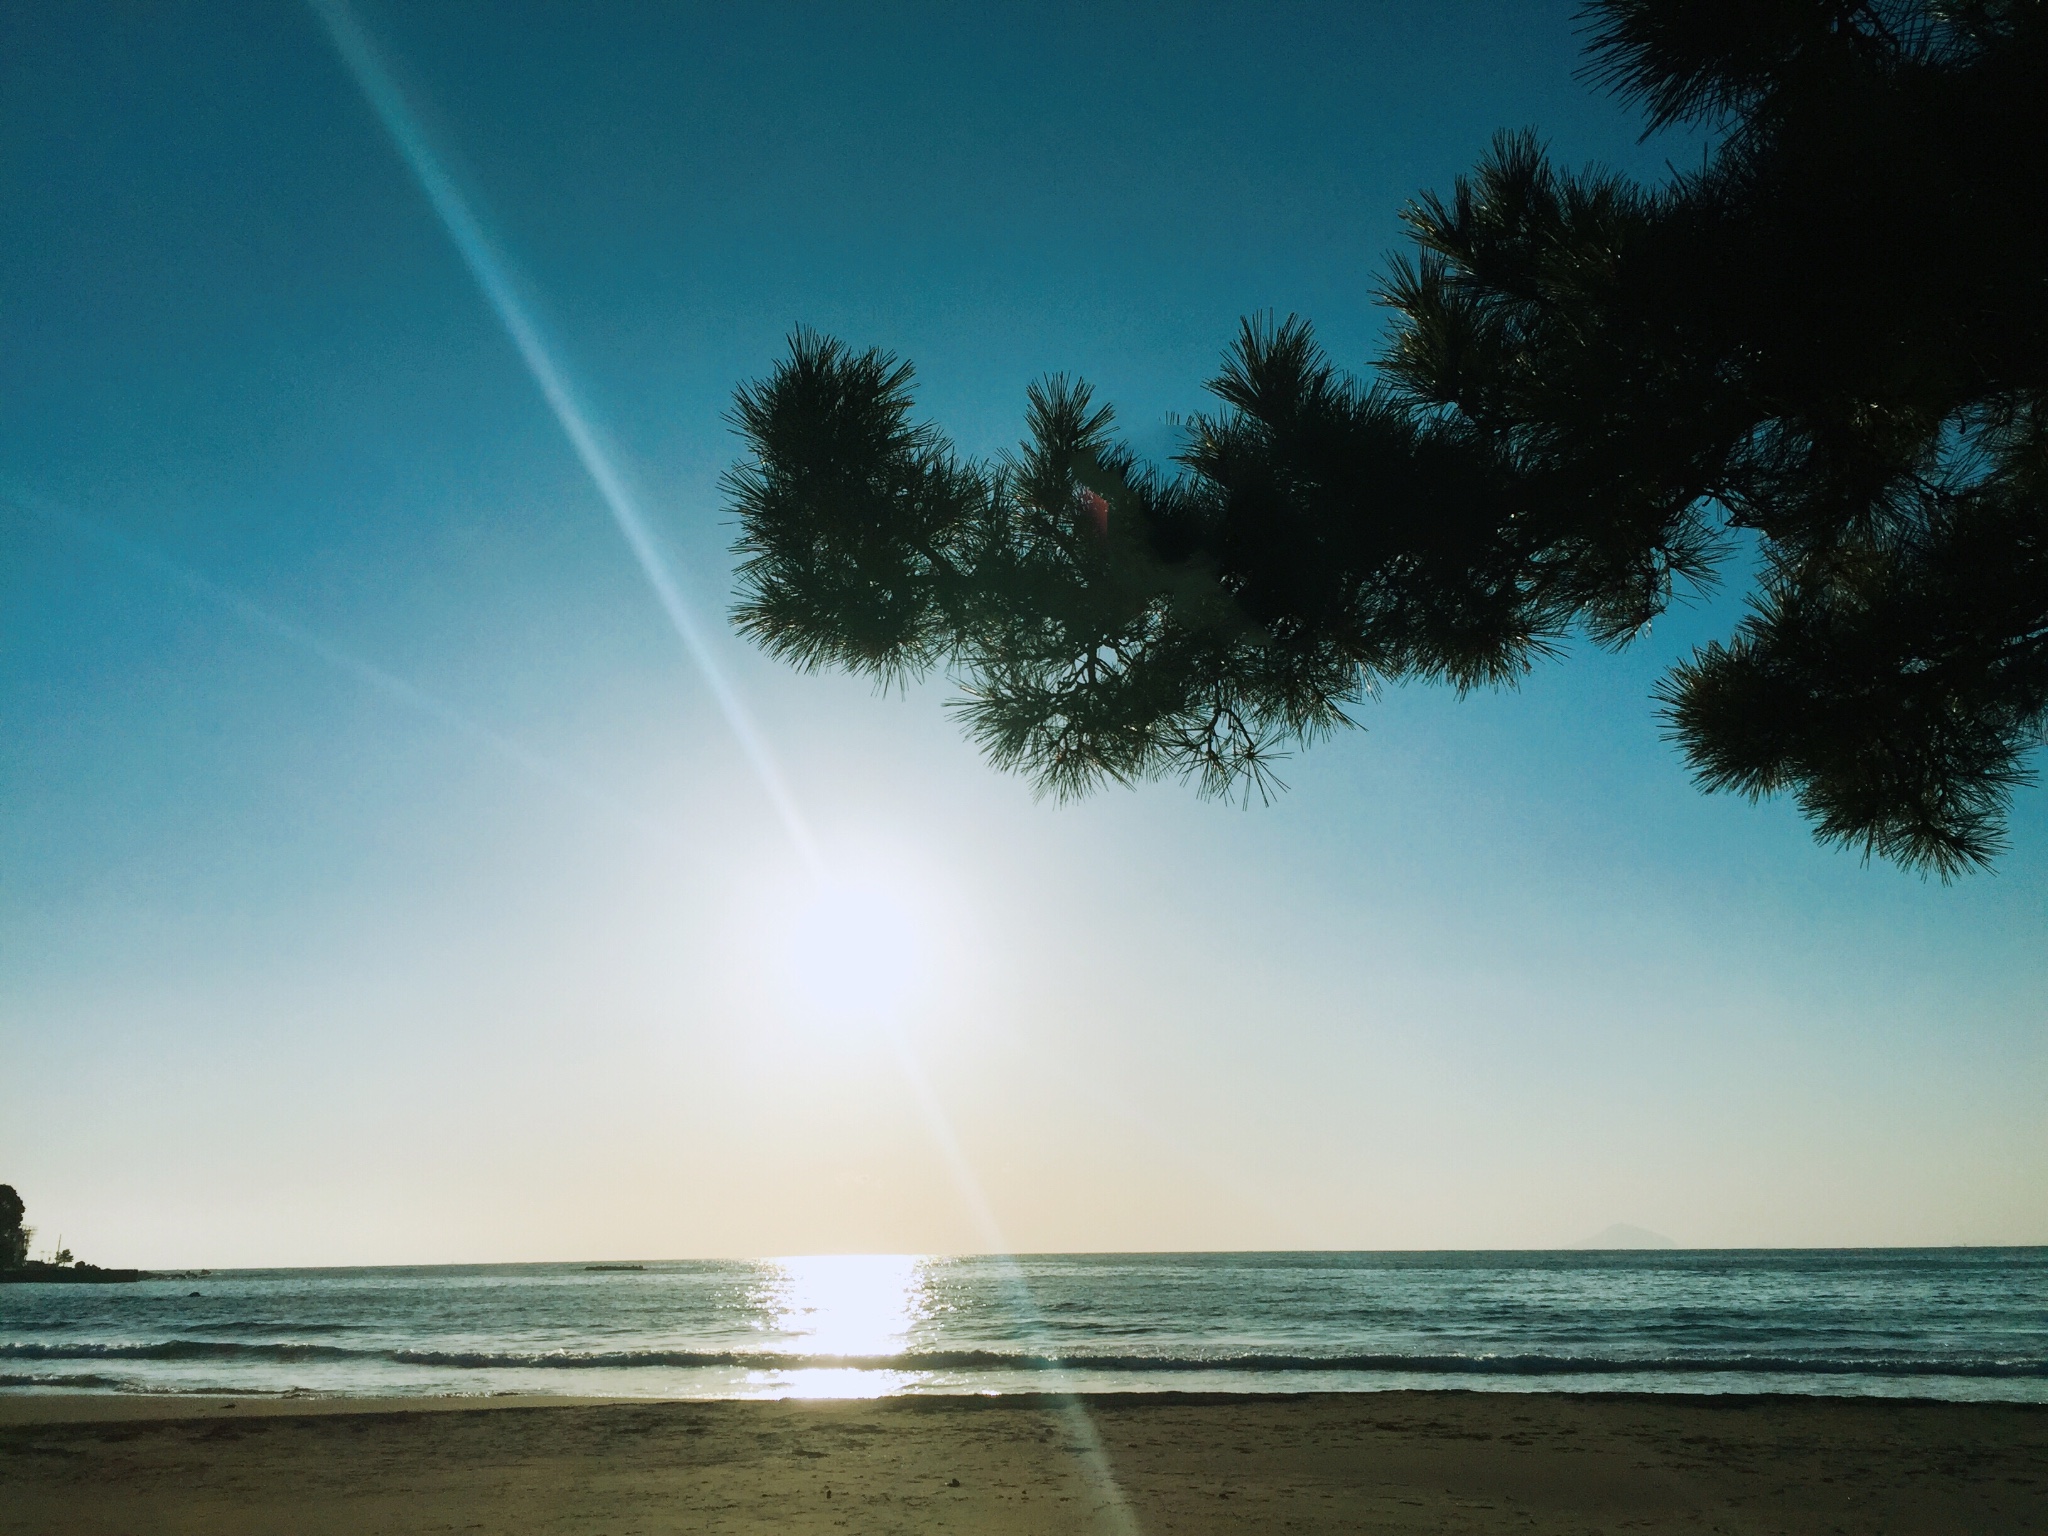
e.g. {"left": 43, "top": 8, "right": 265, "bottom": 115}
{"left": 3, "top": 1, "right": 2042, "bottom": 1265}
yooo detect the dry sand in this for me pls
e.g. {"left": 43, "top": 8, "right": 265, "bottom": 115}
{"left": 2, "top": 1389, "right": 2043, "bottom": 1534}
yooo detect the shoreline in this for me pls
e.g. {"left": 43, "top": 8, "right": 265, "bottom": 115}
{"left": 5, "top": 1382, "right": 2048, "bottom": 1421}
{"left": 3, "top": 1389, "right": 2042, "bottom": 1533}
{"left": 6, "top": 1376, "right": 2045, "bottom": 1406}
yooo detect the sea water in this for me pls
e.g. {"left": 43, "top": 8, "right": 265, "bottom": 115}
{"left": 3, "top": 1249, "right": 2043, "bottom": 1401}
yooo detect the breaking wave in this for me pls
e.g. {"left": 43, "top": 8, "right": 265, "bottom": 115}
{"left": 4, "top": 1340, "right": 2041, "bottom": 1379}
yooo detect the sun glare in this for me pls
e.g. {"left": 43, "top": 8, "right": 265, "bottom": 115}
{"left": 770, "top": 1253, "right": 925, "bottom": 1357}
{"left": 785, "top": 880, "right": 923, "bottom": 1019}
{"left": 749, "top": 1254, "right": 929, "bottom": 1398}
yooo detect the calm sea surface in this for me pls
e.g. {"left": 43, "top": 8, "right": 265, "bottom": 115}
{"left": 3, "top": 1250, "right": 2043, "bottom": 1401}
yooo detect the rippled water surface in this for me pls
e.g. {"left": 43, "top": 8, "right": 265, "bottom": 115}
{"left": 3, "top": 1249, "right": 2043, "bottom": 1400}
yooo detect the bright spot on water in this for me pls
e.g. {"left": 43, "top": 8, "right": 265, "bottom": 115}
{"left": 785, "top": 881, "right": 922, "bottom": 1019}
{"left": 754, "top": 1254, "right": 927, "bottom": 1398}
{"left": 770, "top": 1253, "right": 924, "bottom": 1357}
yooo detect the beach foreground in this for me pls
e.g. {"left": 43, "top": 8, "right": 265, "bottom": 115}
{"left": 2, "top": 1390, "right": 2042, "bottom": 1534}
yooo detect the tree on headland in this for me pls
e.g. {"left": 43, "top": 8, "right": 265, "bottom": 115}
{"left": 723, "top": 1, "right": 2048, "bottom": 877}
{"left": 0, "top": 1188, "right": 146, "bottom": 1283}
{"left": 1, "top": 1185, "right": 29, "bottom": 1270}
{"left": 1, "top": 1186, "right": 69, "bottom": 1269}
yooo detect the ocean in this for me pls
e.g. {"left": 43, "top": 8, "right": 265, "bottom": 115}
{"left": 3, "top": 1249, "right": 2043, "bottom": 1402}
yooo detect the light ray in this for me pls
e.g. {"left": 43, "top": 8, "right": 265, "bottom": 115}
{"left": 5, "top": 489, "right": 675, "bottom": 843}
{"left": 304, "top": 11, "right": 1138, "bottom": 1522}
{"left": 309, "top": 0, "right": 821, "bottom": 879}
{"left": 883, "top": 1020, "right": 1143, "bottom": 1535}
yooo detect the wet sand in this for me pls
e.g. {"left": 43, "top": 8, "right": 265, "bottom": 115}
{"left": 2, "top": 1389, "right": 2043, "bottom": 1534}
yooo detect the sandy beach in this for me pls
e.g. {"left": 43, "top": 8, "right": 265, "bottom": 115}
{"left": 2, "top": 1389, "right": 2042, "bottom": 1534}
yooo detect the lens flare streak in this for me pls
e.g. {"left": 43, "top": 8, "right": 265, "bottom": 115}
{"left": 307, "top": 8, "right": 1138, "bottom": 1523}
{"left": 883, "top": 1023, "right": 1142, "bottom": 1535}
{"left": 309, "top": 0, "right": 820, "bottom": 878}
{"left": 4, "top": 490, "right": 675, "bottom": 842}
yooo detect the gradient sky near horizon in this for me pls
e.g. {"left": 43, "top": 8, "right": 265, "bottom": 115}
{"left": 4, "top": 1, "right": 2043, "bottom": 1269}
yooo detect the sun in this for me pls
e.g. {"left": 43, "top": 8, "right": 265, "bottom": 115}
{"left": 784, "top": 878, "right": 923, "bottom": 1019}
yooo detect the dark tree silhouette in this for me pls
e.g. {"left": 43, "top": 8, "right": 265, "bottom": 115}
{"left": 726, "top": 1, "right": 2048, "bottom": 876}
{"left": 1, "top": 1185, "right": 28, "bottom": 1270}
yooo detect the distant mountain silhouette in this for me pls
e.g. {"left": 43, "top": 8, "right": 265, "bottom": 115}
{"left": 1575, "top": 1223, "right": 1675, "bottom": 1250}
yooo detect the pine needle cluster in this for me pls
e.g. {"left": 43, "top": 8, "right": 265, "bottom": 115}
{"left": 727, "top": 0, "right": 2048, "bottom": 874}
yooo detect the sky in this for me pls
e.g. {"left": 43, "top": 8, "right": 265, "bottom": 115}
{"left": 3, "top": 1, "right": 2043, "bottom": 1268}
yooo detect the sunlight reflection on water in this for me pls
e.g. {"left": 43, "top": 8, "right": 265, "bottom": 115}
{"left": 743, "top": 1367, "right": 924, "bottom": 1400}
{"left": 743, "top": 1254, "right": 931, "bottom": 1395}
{"left": 7, "top": 1252, "right": 2042, "bottom": 1403}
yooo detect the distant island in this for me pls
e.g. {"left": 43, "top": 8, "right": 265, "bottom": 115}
{"left": 0, "top": 1183, "right": 152, "bottom": 1284}
{"left": 0, "top": 1259, "right": 154, "bottom": 1284}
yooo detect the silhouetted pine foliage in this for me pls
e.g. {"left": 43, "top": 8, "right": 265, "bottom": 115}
{"left": 0, "top": 1185, "right": 27, "bottom": 1270}
{"left": 727, "top": 0, "right": 2048, "bottom": 876}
